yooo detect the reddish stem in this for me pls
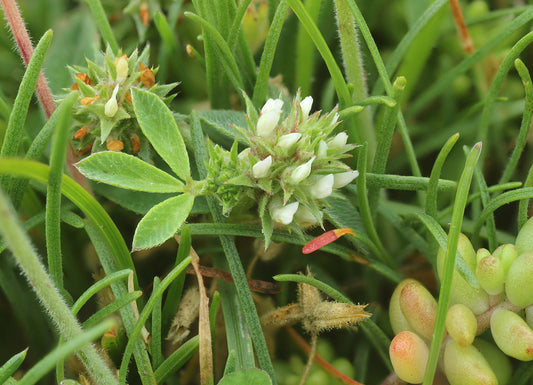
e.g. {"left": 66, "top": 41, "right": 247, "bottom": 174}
{"left": 1, "top": 0, "right": 92, "bottom": 193}
{"left": 285, "top": 327, "right": 365, "bottom": 385}
{"left": 450, "top": 0, "right": 474, "bottom": 54}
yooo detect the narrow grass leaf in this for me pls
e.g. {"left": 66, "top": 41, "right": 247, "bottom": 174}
{"left": 119, "top": 256, "right": 192, "bottom": 384}
{"left": 81, "top": 0, "right": 119, "bottom": 54}
{"left": 422, "top": 143, "right": 481, "bottom": 385}
{"left": 218, "top": 368, "right": 272, "bottom": 385}
{"left": 154, "top": 336, "right": 199, "bottom": 383}
{"left": 0, "top": 349, "right": 28, "bottom": 385}
{"left": 132, "top": 88, "right": 190, "bottom": 180}
{"left": 82, "top": 291, "right": 142, "bottom": 330}
{"left": 151, "top": 278, "right": 164, "bottom": 369}
{"left": 19, "top": 319, "right": 116, "bottom": 385}
{"left": 1, "top": 30, "right": 53, "bottom": 191}
{"left": 76, "top": 152, "right": 184, "bottom": 193}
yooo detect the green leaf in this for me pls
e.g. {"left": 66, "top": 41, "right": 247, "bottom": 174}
{"left": 76, "top": 151, "right": 184, "bottom": 193}
{"left": 132, "top": 88, "right": 190, "bottom": 180}
{"left": 218, "top": 368, "right": 272, "bottom": 385}
{"left": 0, "top": 349, "right": 28, "bottom": 385}
{"left": 133, "top": 193, "right": 195, "bottom": 250}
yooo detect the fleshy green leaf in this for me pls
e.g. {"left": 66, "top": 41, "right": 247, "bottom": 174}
{"left": 218, "top": 368, "right": 272, "bottom": 385}
{"left": 132, "top": 88, "right": 190, "bottom": 180}
{"left": 76, "top": 151, "right": 184, "bottom": 193}
{"left": 133, "top": 193, "right": 195, "bottom": 250}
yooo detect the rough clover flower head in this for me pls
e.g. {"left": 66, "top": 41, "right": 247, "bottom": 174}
{"left": 205, "top": 93, "right": 359, "bottom": 246}
{"left": 68, "top": 46, "right": 177, "bottom": 158}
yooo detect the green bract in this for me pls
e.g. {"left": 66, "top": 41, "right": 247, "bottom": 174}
{"left": 68, "top": 46, "right": 177, "bottom": 158}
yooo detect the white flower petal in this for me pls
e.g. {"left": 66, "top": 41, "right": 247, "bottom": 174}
{"left": 327, "top": 132, "right": 348, "bottom": 149}
{"left": 252, "top": 155, "right": 273, "bottom": 178}
{"left": 317, "top": 140, "right": 328, "bottom": 158}
{"left": 333, "top": 170, "right": 359, "bottom": 188}
{"left": 105, "top": 84, "right": 120, "bottom": 117}
{"left": 295, "top": 205, "right": 321, "bottom": 225}
{"left": 300, "top": 96, "right": 313, "bottom": 119}
{"left": 289, "top": 157, "right": 315, "bottom": 184}
{"left": 309, "top": 174, "right": 334, "bottom": 199}
{"left": 261, "top": 98, "right": 284, "bottom": 114}
{"left": 271, "top": 202, "right": 299, "bottom": 225}
{"left": 277, "top": 133, "right": 301, "bottom": 150}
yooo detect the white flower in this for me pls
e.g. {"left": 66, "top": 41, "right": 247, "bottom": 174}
{"left": 271, "top": 201, "right": 299, "bottom": 225}
{"left": 105, "top": 84, "right": 120, "bottom": 118}
{"left": 238, "top": 148, "right": 251, "bottom": 164}
{"left": 330, "top": 112, "right": 339, "bottom": 126}
{"left": 333, "top": 170, "right": 359, "bottom": 188}
{"left": 295, "top": 205, "right": 321, "bottom": 225}
{"left": 300, "top": 96, "right": 313, "bottom": 119}
{"left": 327, "top": 132, "right": 348, "bottom": 149}
{"left": 288, "top": 157, "right": 314, "bottom": 184}
{"left": 252, "top": 155, "right": 272, "bottom": 178}
{"left": 309, "top": 174, "right": 334, "bottom": 199}
{"left": 277, "top": 133, "right": 301, "bottom": 150}
{"left": 317, "top": 140, "right": 328, "bottom": 158}
{"left": 116, "top": 56, "right": 129, "bottom": 83}
{"left": 257, "top": 98, "right": 283, "bottom": 139}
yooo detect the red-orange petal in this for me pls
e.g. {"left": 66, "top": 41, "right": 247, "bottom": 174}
{"left": 302, "top": 228, "right": 354, "bottom": 254}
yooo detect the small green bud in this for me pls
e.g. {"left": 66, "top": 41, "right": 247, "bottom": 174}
{"left": 474, "top": 339, "right": 512, "bottom": 385}
{"left": 476, "top": 247, "right": 491, "bottom": 264}
{"left": 476, "top": 254, "right": 505, "bottom": 295}
{"left": 516, "top": 216, "right": 533, "bottom": 255}
{"left": 104, "top": 84, "right": 119, "bottom": 117}
{"left": 505, "top": 250, "right": 533, "bottom": 307}
{"left": 399, "top": 280, "right": 437, "bottom": 340}
{"left": 389, "top": 279, "right": 417, "bottom": 335}
{"left": 490, "top": 308, "right": 533, "bottom": 361}
{"left": 444, "top": 338, "right": 497, "bottom": 385}
{"left": 437, "top": 234, "right": 489, "bottom": 315}
{"left": 493, "top": 243, "right": 518, "bottom": 277}
{"left": 389, "top": 331, "right": 429, "bottom": 384}
{"left": 446, "top": 304, "right": 477, "bottom": 347}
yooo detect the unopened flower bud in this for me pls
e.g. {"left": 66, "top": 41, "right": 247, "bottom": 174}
{"left": 333, "top": 170, "right": 359, "bottom": 188}
{"left": 491, "top": 308, "right": 533, "bottom": 361}
{"left": 505, "top": 250, "right": 533, "bottom": 307}
{"left": 270, "top": 201, "right": 299, "bottom": 225}
{"left": 289, "top": 157, "right": 314, "bottom": 184}
{"left": 253, "top": 155, "right": 273, "bottom": 178}
{"left": 492, "top": 243, "right": 517, "bottom": 276}
{"left": 317, "top": 140, "right": 328, "bottom": 158}
{"left": 294, "top": 205, "right": 320, "bottom": 226}
{"left": 238, "top": 148, "right": 251, "bottom": 163}
{"left": 399, "top": 281, "right": 437, "bottom": 340}
{"left": 330, "top": 112, "right": 339, "bottom": 126}
{"left": 476, "top": 247, "right": 491, "bottom": 264}
{"left": 327, "top": 132, "right": 348, "bottom": 149}
{"left": 257, "top": 98, "right": 283, "bottom": 139}
{"left": 105, "top": 84, "right": 120, "bottom": 118}
{"left": 444, "top": 338, "right": 497, "bottom": 385}
{"left": 300, "top": 96, "right": 313, "bottom": 119}
{"left": 389, "top": 279, "right": 418, "bottom": 335}
{"left": 277, "top": 133, "right": 301, "bottom": 151}
{"left": 446, "top": 304, "right": 477, "bottom": 347}
{"left": 476, "top": 254, "right": 505, "bottom": 295}
{"left": 309, "top": 174, "right": 334, "bottom": 199}
{"left": 516, "top": 217, "right": 533, "bottom": 255}
{"left": 115, "top": 55, "right": 129, "bottom": 83}
{"left": 389, "top": 331, "right": 428, "bottom": 384}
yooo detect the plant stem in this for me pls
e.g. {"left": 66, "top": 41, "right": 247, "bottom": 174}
{"left": 82, "top": 0, "right": 119, "bottom": 54}
{"left": 0, "top": 188, "right": 118, "bottom": 385}
{"left": 334, "top": 0, "right": 375, "bottom": 158}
